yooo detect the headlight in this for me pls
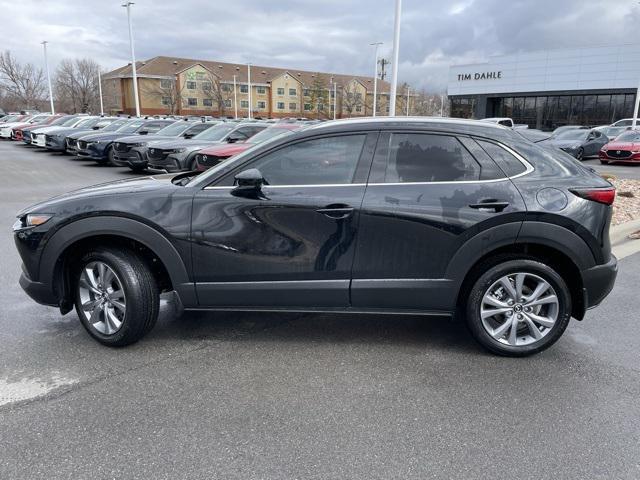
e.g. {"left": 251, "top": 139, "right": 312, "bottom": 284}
{"left": 170, "top": 148, "right": 187, "bottom": 153}
{"left": 25, "top": 213, "right": 53, "bottom": 227}
{"left": 131, "top": 142, "right": 146, "bottom": 147}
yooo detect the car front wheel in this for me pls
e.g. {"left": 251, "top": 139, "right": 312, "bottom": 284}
{"left": 465, "top": 258, "right": 572, "bottom": 356}
{"left": 74, "top": 247, "right": 159, "bottom": 346}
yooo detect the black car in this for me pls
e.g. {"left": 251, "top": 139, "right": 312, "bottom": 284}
{"left": 65, "top": 118, "right": 131, "bottom": 154}
{"left": 111, "top": 120, "right": 220, "bottom": 172}
{"left": 13, "top": 118, "right": 617, "bottom": 356}
{"left": 75, "top": 119, "right": 174, "bottom": 164}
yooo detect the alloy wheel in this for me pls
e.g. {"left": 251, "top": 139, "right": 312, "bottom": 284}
{"left": 78, "top": 261, "right": 126, "bottom": 335}
{"left": 480, "top": 272, "right": 559, "bottom": 347}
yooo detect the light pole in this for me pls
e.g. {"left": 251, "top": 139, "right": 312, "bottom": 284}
{"left": 98, "top": 72, "right": 104, "bottom": 115}
{"left": 247, "top": 63, "right": 252, "bottom": 119}
{"left": 333, "top": 81, "right": 337, "bottom": 120}
{"left": 370, "top": 42, "right": 382, "bottom": 117}
{"left": 406, "top": 86, "right": 410, "bottom": 116}
{"left": 389, "top": 0, "right": 402, "bottom": 116}
{"left": 41, "top": 41, "right": 54, "bottom": 114}
{"left": 122, "top": 2, "right": 140, "bottom": 117}
{"left": 233, "top": 74, "right": 238, "bottom": 119}
{"left": 440, "top": 93, "right": 444, "bottom": 117}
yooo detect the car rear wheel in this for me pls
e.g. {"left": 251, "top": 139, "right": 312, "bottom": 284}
{"left": 600, "top": 160, "right": 609, "bottom": 165}
{"left": 576, "top": 148, "right": 584, "bottom": 161}
{"left": 465, "top": 258, "right": 571, "bottom": 356}
{"left": 74, "top": 247, "right": 159, "bottom": 346}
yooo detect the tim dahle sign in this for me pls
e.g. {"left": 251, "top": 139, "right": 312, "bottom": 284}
{"left": 458, "top": 71, "right": 502, "bottom": 81}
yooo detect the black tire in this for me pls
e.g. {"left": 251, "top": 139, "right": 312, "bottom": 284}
{"left": 106, "top": 145, "right": 115, "bottom": 166}
{"left": 465, "top": 257, "right": 572, "bottom": 357}
{"left": 73, "top": 247, "right": 159, "bottom": 346}
{"left": 600, "top": 160, "right": 609, "bottom": 165}
{"left": 576, "top": 148, "right": 584, "bottom": 161}
{"left": 129, "top": 165, "right": 146, "bottom": 173}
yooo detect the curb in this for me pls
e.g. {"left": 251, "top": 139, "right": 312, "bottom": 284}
{"left": 610, "top": 218, "right": 640, "bottom": 246}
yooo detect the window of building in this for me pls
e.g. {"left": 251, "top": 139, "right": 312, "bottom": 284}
{"left": 257, "top": 101, "right": 266, "bottom": 109}
{"left": 289, "top": 102, "right": 297, "bottom": 110}
{"left": 371, "top": 133, "right": 482, "bottom": 183}
{"left": 240, "top": 85, "right": 248, "bottom": 93}
{"left": 203, "top": 98, "right": 213, "bottom": 107}
{"left": 222, "top": 84, "right": 233, "bottom": 92}
{"left": 304, "top": 103, "right": 312, "bottom": 111}
{"left": 318, "top": 103, "right": 324, "bottom": 111}
{"left": 355, "top": 105, "right": 362, "bottom": 112}
{"left": 289, "top": 88, "right": 297, "bottom": 96}
{"left": 277, "top": 87, "right": 285, "bottom": 95}
{"left": 240, "top": 100, "right": 249, "bottom": 108}
{"left": 160, "top": 79, "right": 173, "bottom": 89}
{"left": 202, "top": 81, "right": 212, "bottom": 91}
{"left": 257, "top": 86, "right": 266, "bottom": 94}
{"left": 161, "top": 96, "right": 171, "bottom": 106}
{"left": 186, "top": 81, "right": 197, "bottom": 90}
{"left": 277, "top": 102, "right": 285, "bottom": 110}
{"left": 187, "top": 98, "right": 197, "bottom": 106}
{"left": 224, "top": 99, "right": 232, "bottom": 108}
{"left": 240, "top": 135, "right": 366, "bottom": 186}
{"left": 195, "top": 72, "right": 206, "bottom": 81}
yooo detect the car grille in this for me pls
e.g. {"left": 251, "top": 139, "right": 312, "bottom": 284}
{"left": 77, "top": 140, "right": 88, "bottom": 150}
{"left": 66, "top": 138, "right": 77, "bottom": 148}
{"left": 31, "top": 133, "right": 37, "bottom": 141}
{"left": 147, "top": 148, "right": 169, "bottom": 161}
{"left": 197, "top": 153, "right": 228, "bottom": 166}
{"left": 607, "top": 150, "right": 632, "bottom": 159}
{"left": 114, "top": 142, "right": 131, "bottom": 153}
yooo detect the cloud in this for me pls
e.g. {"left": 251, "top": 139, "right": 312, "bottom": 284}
{"left": 0, "top": 0, "right": 637, "bottom": 92}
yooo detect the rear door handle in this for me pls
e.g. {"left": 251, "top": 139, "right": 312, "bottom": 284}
{"left": 469, "top": 200, "right": 510, "bottom": 212}
{"left": 316, "top": 204, "right": 355, "bottom": 219}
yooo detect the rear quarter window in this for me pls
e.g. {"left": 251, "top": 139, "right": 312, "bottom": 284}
{"left": 476, "top": 139, "right": 527, "bottom": 177}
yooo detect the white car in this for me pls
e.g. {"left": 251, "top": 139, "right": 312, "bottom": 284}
{"left": 30, "top": 116, "right": 88, "bottom": 147}
{"left": 594, "top": 118, "right": 637, "bottom": 140}
{"left": 479, "top": 117, "right": 529, "bottom": 130}
{"left": 0, "top": 114, "right": 51, "bottom": 138}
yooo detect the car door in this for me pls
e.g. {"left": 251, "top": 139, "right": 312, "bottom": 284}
{"left": 191, "top": 132, "right": 377, "bottom": 308}
{"left": 351, "top": 131, "right": 528, "bottom": 312}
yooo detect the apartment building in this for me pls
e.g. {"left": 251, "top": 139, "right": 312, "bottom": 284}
{"left": 102, "top": 56, "right": 404, "bottom": 118}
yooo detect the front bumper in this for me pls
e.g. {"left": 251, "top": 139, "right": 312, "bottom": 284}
{"left": 19, "top": 272, "right": 58, "bottom": 306}
{"left": 45, "top": 136, "right": 66, "bottom": 151}
{"left": 76, "top": 143, "right": 108, "bottom": 161}
{"left": 148, "top": 154, "right": 185, "bottom": 173}
{"left": 599, "top": 151, "right": 640, "bottom": 163}
{"left": 112, "top": 150, "right": 148, "bottom": 169}
{"left": 582, "top": 255, "right": 618, "bottom": 310}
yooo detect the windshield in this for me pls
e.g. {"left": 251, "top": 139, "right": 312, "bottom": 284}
{"left": 615, "top": 131, "right": 640, "bottom": 142}
{"left": 116, "top": 120, "right": 146, "bottom": 133}
{"left": 247, "top": 126, "right": 299, "bottom": 144}
{"left": 1, "top": 115, "right": 19, "bottom": 122}
{"left": 193, "top": 123, "right": 235, "bottom": 141}
{"left": 555, "top": 130, "right": 588, "bottom": 141}
{"left": 30, "top": 115, "right": 50, "bottom": 123}
{"left": 59, "top": 116, "right": 81, "bottom": 127}
{"left": 101, "top": 119, "right": 128, "bottom": 132}
{"left": 155, "top": 121, "right": 194, "bottom": 136}
{"left": 75, "top": 118, "right": 100, "bottom": 129}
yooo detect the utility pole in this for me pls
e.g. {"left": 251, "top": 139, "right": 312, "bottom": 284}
{"left": 247, "top": 63, "right": 252, "bottom": 119}
{"left": 98, "top": 72, "right": 104, "bottom": 115}
{"left": 378, "top": 58, "right": 389, "bottom": 81}
{"left": 41, "top": 41, "right": 54, "bottom": 114}
{"left": 333, "top": 81, "right": 337, "bottom": 120}
{"left": 233, "top": 75, "right": 238, "bottom": 119}
{"left": 389, "top": 0, "right": 402, "bottom": 116}
{"left": 440, "top": 94, "right": 444, "bottom": 117}
{"left": 122, "top": 2, "right": 140, "bottom": 117}
{"left": 370, "top": 42, "right": 382, "bottom": 117}
{"left": 406, "top": 86, "right": 410, "bottom": 116}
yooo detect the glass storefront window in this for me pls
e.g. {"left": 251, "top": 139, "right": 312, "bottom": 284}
{"left": 624, "top": 94, "right": 636, "bottom": 118}
{"left": 610, "top": 94, "right": 625, "bottom": 123}
{"left": 557, "top": 96, "right": 570, "bottom": 124}
{"left": 503, "top": 97, "right": 513, "bottom": 117}
{"left": 569, "top": 96, "right": 583, "bottom": 124}
{"left": 582, "top": 95, "right": 596, "bottom": 123}
{"left": 595, "top": 95, "right": 611, "bottom": 125}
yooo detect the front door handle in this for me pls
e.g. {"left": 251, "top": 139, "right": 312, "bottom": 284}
{"left": 469, "top": 200, "right": 510, "bottom": 212}
{"left": 316, "top": 204, "right": 355, "bottom": 219}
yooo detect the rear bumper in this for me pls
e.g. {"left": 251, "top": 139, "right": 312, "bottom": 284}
{"left": 582, "top": 255, "right": 618, "bottom": 310}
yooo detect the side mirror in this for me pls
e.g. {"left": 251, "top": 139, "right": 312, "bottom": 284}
{"left": 227, "top": 134, "right": 244, "bottom": 143}
{"left": 92, "top": 126, "right": 100, "bottom": 130}
{"left": 234, "top": 168, "right": 265, "bottom": 192}
{"left": 138, "top": 130, "right": 149, "bottom": 135}
{"left": 183, "top": 133, "right": 194, "bottom": 139}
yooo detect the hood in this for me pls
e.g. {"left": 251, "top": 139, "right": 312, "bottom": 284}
{"left": 549, "top": 138, "right": 585, "bottom": 148}
{"left": 0, "top": 121, "right": 28, "bottom": 130}
{"left": 4, "top": 122, "right": 32, "bottom": 131}
{"left": 116, "top": 134, "right": 178, "bottom": 145}
{"left": 76, "top": 131, "right": 140, "bottom": 142}
{"left": 198, "top": 142, "right": 252, "bottom": 157}
{"left": 30, "top": 125, "right": 74, "bottom": 135}
{"left": 17, "top": 174, "right": 182, "bottom": 216}
{"left": 46, "top": 127, "right": 96, "bottom": 138}
{"left": 149, "top": 138, "right": 221, "bottom": 150}
{"left": 605, "top": 141, "right": 640, "bottom": 151}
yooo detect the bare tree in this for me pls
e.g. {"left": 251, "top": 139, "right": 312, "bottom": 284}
{"left": 141, "top": 77, "right": 184, "bottom": 115}
{"left": 54, "top": 58, "right": 102, "bottom": 113}
{"left": 0, "top": 51, "right": 46, "bottom": 109}
{"left": 341, "top": 81, "right": 366, "bottom": 117}
{"left": 200, "top": 71, "right": 227, "bottom": 116}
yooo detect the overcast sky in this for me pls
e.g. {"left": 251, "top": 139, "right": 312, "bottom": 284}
{"left": 1, "top": 0, "right": 637, "bottom": 92}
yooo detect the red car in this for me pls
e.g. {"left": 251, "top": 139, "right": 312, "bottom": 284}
{"left": 600, "top": 130, "right": 640, "bottom": 164}
{"left": 10, "top": 115, "right": 63, "bottom": 141}
{"left": 194, "top": 123, "right": 302, "bottom": 171}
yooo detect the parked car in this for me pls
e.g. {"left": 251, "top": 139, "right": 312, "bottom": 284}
{"left": 11, "top": 114, "right": 63, "bottom": 141}
{"left": 13, "top": 118, "right": 617, "bottom": 356}
{"left": 112, "top": 120, "right": 220, "bottom": 172}
{"left": 65, "top": 119, "right": 131, "bottom": 154}
{"left": 599, "top": 130, "right": 640, "bottom": 164}
{"left": 30, "top": 115, "right": 89, "bottom": 147}
{"left": 595, "top": 118, "right": 636, "bottom": 140}
{"left": 0, "top": 114, "right": 51, "bottom": 139}
{"left": 0, "top": 114, "right": 28, "bottom": 124}
{"left": 194, "top": 123, "right": 303, "bottom": 171}
{"left": 22, "top": 115, "right": 77, "bottom": 145}
{"left": 544, "top": 128, "right": 609, "bottom": 160}
{"left": 146, "top": 122, "right": 266, "bottom": 173}
{"left": 550, "top": 125, "right": 590, "bottom": 137}
{"left": 480, "top": 117, "right": 529, "bottom": 129}
{"left": 45, "top": 117, "right": 117, "bottom": 152}
{"left": 75, "top": 118, "right": 174, "bottom": 164}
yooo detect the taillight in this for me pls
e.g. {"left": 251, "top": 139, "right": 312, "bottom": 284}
{"left": 570, "top": 187, "right": 616, "bottom": 205}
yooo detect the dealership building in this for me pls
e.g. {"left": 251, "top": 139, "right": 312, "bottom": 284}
{"left": 448, "top": 44, "right": 640, "bottom": 130}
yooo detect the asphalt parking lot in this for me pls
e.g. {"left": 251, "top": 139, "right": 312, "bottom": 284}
{"left": 0, "top": 140, "right": 639, "bottom": 480}
{"left": 583, "top": 157, "right": 640, "bottom": 179}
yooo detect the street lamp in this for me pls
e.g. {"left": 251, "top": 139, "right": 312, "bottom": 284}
{"left": 370, "top": 42, "right": 382, "bottom": 117}
{"left": 122, "top": 2, "right": 140, "bottom": 117}
{"left": 388, "top": 0, "right": 402, "bottom": 116}
{"left": 247, "top": 63, "right": 252, "bottom": 119}
{"left": 41, "top": 41, "right": 54, "bottom": 114}
{"left": 98, "top": 72, "right": 104, "bottom": 115}
{"left": 233, "top": 74, "right": 238, "bottom": 119}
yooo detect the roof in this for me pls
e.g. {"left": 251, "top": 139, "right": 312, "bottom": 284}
{"left": 103, "top": 55, "right": 391, "bottom": 93}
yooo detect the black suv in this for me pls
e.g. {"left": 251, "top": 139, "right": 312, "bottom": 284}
{"left": 13, "top": 118, "right": 617, "bottom": 356}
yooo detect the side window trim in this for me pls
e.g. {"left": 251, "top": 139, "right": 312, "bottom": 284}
{"left": 472, "top": 137, "right": 534, "bottom": 180}
{"left": 206, "top": 132, "right": 376, "bottom": 188}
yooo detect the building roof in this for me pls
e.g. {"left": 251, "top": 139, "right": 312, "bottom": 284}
{"left": 103, "top": 55, "right": 391, "bottom": 93}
